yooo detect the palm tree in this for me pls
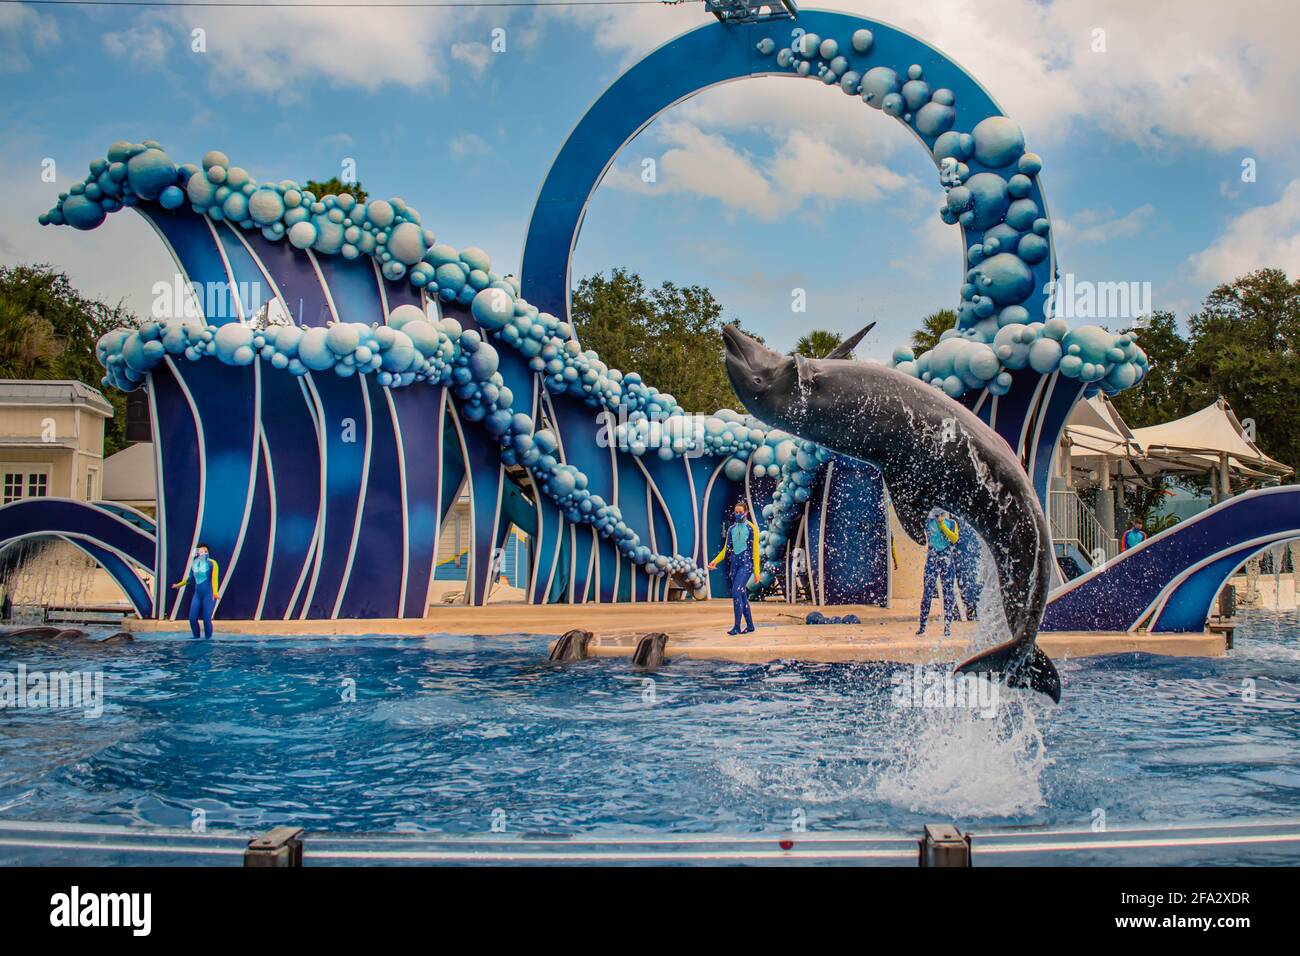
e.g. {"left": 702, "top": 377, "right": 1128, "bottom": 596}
{"left": 0, "top": 299, "right": 64, "bottom": 378}
{"left": 910, "top": 308, "right": 958, "bottom": 355}
{"left": 790, "top": 329, "right": 845, "bottom": 359}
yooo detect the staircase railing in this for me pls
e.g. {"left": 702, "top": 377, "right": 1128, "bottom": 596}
{"left": 1048, "top": 489, "right": 1119, "bottom": 567}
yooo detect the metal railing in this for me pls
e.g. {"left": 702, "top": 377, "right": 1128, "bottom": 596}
{"left": 1049, "top": 489, "right": 1119, "bottom": 567}
{"left": 3, "top": 817, "right": 1298, "bottom": 867}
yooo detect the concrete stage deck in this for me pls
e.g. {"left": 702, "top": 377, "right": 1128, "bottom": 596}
{"left": 124, "top": 600, "right": 1228, "bottom": 664}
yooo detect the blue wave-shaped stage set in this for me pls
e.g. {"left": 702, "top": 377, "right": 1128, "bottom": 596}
{"left": 10, "top": 9, "right": 1285, "bottom": 630}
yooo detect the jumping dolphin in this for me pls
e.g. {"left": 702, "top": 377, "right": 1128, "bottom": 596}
{"left": 631, "top": 632, "right": 669, "bottom": 669}
{"left": 721, "top": 325, "right": 1061, "bottom": 702}
{"left": 549, "top": 628, "right": 593, "bottom": 662}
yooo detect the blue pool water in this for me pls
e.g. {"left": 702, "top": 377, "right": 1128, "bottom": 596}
{"left": 1, "top": 611, "right": 1298, "bottom": 842}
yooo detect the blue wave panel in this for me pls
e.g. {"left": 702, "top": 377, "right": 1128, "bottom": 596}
{"left": 150, "top": 361, "right": 203, "bottom": 614}
{"left": 1028, "top": 374, "right": 1085, "bottom": 504}
{"left": 1152, "top": 543, "right": 1262, "bottom": 633}
{"left": 257, "top": 371, "right": 322, "bottom": 619}
{"left": 383, "top": 281, "right": 424, "bottom": 315}
{"left": 453, "top": 411, "right": 509, "bottom": 607}
{"left": 388, "top": 385, "right": 446, "bottom": 618}
{"left": 217, "top": 427, "right": 272, "bottom": 620}
{"left": 808, "top": 456, "right": 888, "bottom": 606}
{"left": 988, "top": 367, "right": 1040, "bottom": 461}
{"left": 530, "top": 499, "right": 568, "bottom": 604}
{"left": 640, "top": 455, "right": 692, "bottom": 597}
{"left": 1043, "top": 487, "right": 1300, "bottom": 631}
{"left": 172, "top": 360, "right": 259, "bottom": 619}
{"left": 69, "top": 537, "right": 154, "bottom": 619}
{"left": 211, "top": 223, "right": 272, "bottom": 322}
{"left": 137, "top": 208, "right": 243, "bottom": 327}
{"left": 314, "top": 253, "right": 386, "bottom": 326}
{"left": 440, "top": 425, "right": 466, "bottom": 525}
{"left": 338, "top": 376, "right": 406, "bottom": 618}
{"left": 545, "top": 394, "right": 616, "bottom": 602}
{"left": 614, "top": 454, "right": 653, "bottom": 602}
{"left": 696, "top": 459, "right": 740, "bottom": 599}
{"left": 0, "top": 499, "right": 155, "bottom": 617}
{"left": 298, "top": 372, "right": 369, "bottom": 617}
{"left": 238, "top": 229, "right": 334, "bottom": 327}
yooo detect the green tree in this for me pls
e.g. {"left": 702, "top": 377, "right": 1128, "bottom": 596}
{"left": 790, "top": 329, "right": 845, "bottom": 358}
{"left": 1109, "top": 310, "right": 1190, "bottom": 429}
{"left": 1182, "top": 268, "right": 1300, "bottom": 472}
{"left": 0, "top": 300, "right": 64, "bottom": 379}
{"left": 910, "top": 308, "right": 957, "bottom": 354}
{"left": 304, "top": 177, "right": 368, "bottom": 202}
{"left": 570, "top": 268, "right": 757, "bottom": 412}
{"left": 0, "top": 264, "right": 138, "bottom": 455}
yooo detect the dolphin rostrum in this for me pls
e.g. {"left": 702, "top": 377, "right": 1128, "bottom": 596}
{"left": 631, "top": 632, "right": 669, "bottom": 669}
{"left": 722, "top": 325, "right": 1061, "bottom": 702}
{"left": 549, "top": 628, "right": 593, "bottom": 662}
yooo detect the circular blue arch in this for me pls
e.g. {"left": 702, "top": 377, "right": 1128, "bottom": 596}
{"left": 520, "top": 8, "right": 1057, "bottom": 335}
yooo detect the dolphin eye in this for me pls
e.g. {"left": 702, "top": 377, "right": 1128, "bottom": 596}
{"left": 752, "top": 375, "right": 763, "bottom": 385}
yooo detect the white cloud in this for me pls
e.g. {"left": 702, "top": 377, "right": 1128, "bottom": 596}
{"left": 114, "top": 6, "right": 470, "bottom": 94}
{"left": 86, "top": 1, "right": 1300, "bottom": 153}
{"left": 1189, "top": 179, "right": 1300, "bottom": 285}
{"left": 1055, "top": 204, "right": 1155, "bottom": 244}
{"left": 451, "top": 41, "right": 491, "bottom": 78}
{"left": 103, "top": 24, "right": 170, "bottom": 69}
{"left": 606, "top": 119, "right": 917, "bottom": 221}
{"left": 0, "top": 4, "right": 59, "bottom": 73}
{"left": 556, "top": 0, "right": 1300, "bottom": 153}
{"left": 450, "top": 132, "right": 492, "bottom": 161}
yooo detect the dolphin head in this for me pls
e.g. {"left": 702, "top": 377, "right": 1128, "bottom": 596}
{"left": 724, "top": 325, "right": 805, "bottom": 415}
{"left": 722, "top": 324, "right": 822, "bottom": 429}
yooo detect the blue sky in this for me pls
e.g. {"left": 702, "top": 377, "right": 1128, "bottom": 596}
{"left": 2, "top": 0, "right": 1297, "bottom": 361}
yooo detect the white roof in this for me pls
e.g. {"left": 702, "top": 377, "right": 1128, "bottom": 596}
{"left": 1065, "top": 395, "right": 1140, "bottom": 460}
{"left": 1131, "top": 398, "right": 1291, "bottom": 476}
{"left": 0, "top": 379, "right": 113, "bottom": 416}
{"left": 102, "top": 442, "right": 156, "bottom": 503}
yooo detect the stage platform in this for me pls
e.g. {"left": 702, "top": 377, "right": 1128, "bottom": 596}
{"left": 122, "top": 601, "right": 1228, "bottom": 664}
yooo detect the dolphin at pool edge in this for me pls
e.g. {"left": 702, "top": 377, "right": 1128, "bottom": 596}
{"left": 720, "top": 324, "right": 1061, "bottom": 703}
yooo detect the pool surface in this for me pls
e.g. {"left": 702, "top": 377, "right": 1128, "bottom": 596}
{"left": 1, "top": 611, "right": 1298, "bottom": 857}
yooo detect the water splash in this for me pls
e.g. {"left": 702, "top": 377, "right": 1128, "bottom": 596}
{"left": 873, "top": 689, "right": 1050, "bottom": 818}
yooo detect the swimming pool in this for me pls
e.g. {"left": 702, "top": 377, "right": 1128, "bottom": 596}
{"left": 1, "top": 612, "right": 1298, "bottom": 860}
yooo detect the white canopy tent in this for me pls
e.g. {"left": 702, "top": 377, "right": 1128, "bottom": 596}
{"left": 1131, "top": 398, "right": 1292, "bottom": 495}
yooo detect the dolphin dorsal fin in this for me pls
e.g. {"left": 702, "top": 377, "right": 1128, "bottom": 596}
{"left": 824, "top": 322, "right": 876, "bottom": 360}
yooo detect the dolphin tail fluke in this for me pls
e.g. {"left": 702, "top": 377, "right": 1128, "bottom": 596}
{"left": 954, "top": 641, "right": 1061, "bottom": 703}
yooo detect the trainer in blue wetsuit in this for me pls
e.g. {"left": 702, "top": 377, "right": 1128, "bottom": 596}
{"left": 709, "top": 502, "right": 762, "bottom": 635}
{"left": 1121, "top": 519, "right": 1146, "bottom": 552}
{"left": 172, "top": 543, "right": 220, "bottom": 639}
{"left": 917, "top": 511, "right": 959, "bottom": 638}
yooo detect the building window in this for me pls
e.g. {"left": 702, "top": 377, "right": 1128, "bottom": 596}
{"left": 4, "top": 471, "right": 49, "bottom": 503}
{"left": 86, "top": 470, "right": 96, "bottom": 500}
